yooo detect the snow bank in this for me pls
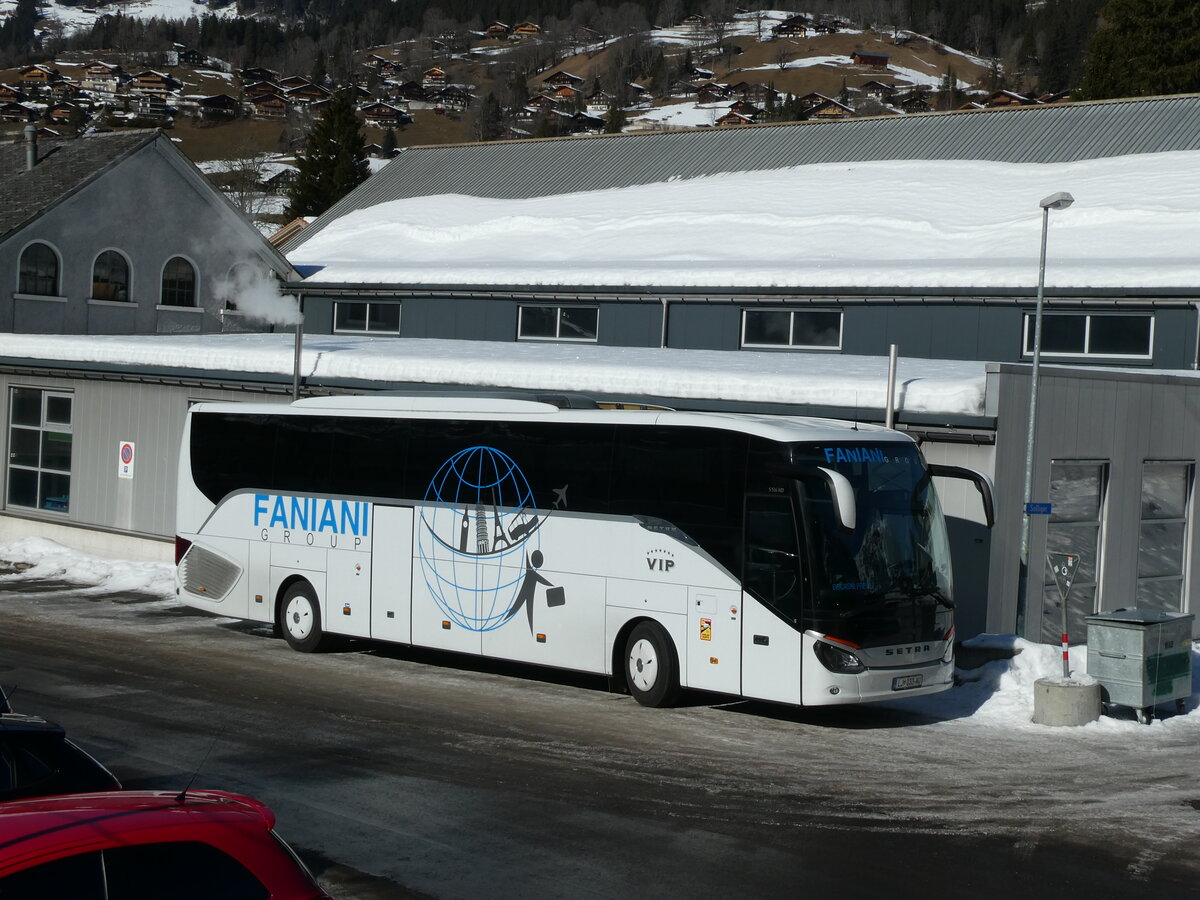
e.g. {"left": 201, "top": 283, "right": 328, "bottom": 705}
{"left": 0, "top": 538, "right": 173, "bottom": 600}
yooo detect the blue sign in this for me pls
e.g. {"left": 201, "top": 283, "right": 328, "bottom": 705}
{"left": 1025, "top": 502, "right": 1053, "bottom": 515}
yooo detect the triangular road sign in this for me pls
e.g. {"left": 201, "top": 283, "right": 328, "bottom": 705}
{"left": 1047, "top": 552, "right": 1079, "bottom": 602}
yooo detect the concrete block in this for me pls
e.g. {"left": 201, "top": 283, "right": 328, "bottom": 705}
{"left": 1032, "top": 678, "right": 1101, "bottom": 726}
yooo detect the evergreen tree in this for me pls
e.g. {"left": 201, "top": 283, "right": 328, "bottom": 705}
{"left": 380, "top": 126, "right": 398, "bottom": 155}
{"left": 604, "top": 102, "right": 626, "bottom": 133}
{"left": 474, "top": 91, "right": 505, "bottom": 141}
{"left": 311, "top": 48, "right": 327, "bottom": 86}
{"left": 1078, "top": 0, "right": 1200, "bottom": 99}
{"left": 285, "top": 89, "right": 369, "bottom": 218}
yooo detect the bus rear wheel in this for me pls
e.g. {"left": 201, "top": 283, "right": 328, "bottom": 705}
{"left": 279, "top": 582, "right": 331, "bottom": 653}
{"left": 625, "top": 622, "right": 679, "bottom": 708}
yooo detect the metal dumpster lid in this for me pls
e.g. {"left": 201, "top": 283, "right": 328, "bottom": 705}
{"left": 1085, "top": 608, "right": 1196, "bottom": 626}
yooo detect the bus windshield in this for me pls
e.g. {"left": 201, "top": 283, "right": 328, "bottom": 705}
{"left": 792, "top": 442, "right": 953, "bottom": 646}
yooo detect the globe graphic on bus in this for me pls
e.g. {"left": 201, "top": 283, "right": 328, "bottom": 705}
{"left": 416, "top": 446, "right": 542, "bottom": 632}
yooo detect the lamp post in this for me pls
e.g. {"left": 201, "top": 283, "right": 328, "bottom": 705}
{"left": 1018, "top": 191, "right": 1074, "bottom": 626}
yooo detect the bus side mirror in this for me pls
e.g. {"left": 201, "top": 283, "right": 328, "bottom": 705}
{"left": 817, "top": 467, "right": 856, "bottom": 532}
{"left": 927, "top": 464, "right": 995, "bottom": 528}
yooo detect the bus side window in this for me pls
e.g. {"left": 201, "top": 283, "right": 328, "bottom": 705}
{"left": 743, "top": 494, "right": 803, "bottom": 622}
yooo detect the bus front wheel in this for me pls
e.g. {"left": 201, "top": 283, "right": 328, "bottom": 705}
{"left": 625, "top": 622, "right": 680, "bottom": 708}
{"left": 279, "top": 582, "right": 331, "bottom": 653}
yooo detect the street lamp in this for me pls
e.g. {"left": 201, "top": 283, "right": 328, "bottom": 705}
{"left": 1018, "top": 190, "right": 1074, "bottom": 627}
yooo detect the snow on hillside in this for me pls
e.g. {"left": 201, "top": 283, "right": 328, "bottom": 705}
{"left": 0, "top": 0, "right": 238, "bottom": 36}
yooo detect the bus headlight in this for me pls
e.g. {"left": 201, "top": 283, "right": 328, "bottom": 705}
{"left": 814, "top": 640, "right": 865, "bottom": 674}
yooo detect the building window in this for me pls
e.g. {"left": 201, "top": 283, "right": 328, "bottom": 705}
{"left": 1136, "top": 461, "right": 1192, "bottom": 612}
{"left": 1023, "top": 312, "right": 1153, "bottom": 359}
{"left": 333, "top": 302, "right": 401, "bottom": 334}
{"left": 92, "top": 250, "right": 130, "bottom": 301}
{"left": 161, "top": 257, "right": 196, "bottom": 307}
{"left": 18, "top": 242, "right": 59, "bottom": 296}
{"left": 7, "top": 388, "right": 72, "bottom": 513}
{"left": 517, "top": 305, "right": 598, "bottom": 342}
{"left": 741, "top": 309, "right": 841, "bottom": 349}
{"left": 1042, "top": 461, "right": 1107, "bottom": 643}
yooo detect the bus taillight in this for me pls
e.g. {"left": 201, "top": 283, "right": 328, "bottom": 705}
{"left": 174, "top": 536, "right": 192, "bottom": 565}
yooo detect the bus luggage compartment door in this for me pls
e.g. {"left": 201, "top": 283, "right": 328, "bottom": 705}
{"left": 371, "top": 505, "right": 414, "bottom": 644}
{"left": 686, "top": 588, "right": 741, "bottom": 695}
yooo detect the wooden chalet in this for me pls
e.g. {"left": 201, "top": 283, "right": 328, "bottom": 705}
{"left": 47, "top": 101, "right": 84, "bottom": 125}
{"left": 669, "top": 81, "right": 699, "bottom": 98}
{"left": 0, "top": 84, "right": 28, "bottom": 103}
{"left": 526, "top": 94, "right": 557, "bottom": 112}
{"left": 512, "top": 21, "right": 541, "bottom": 38}
{"left": 240, "top": 66, "right": 280, "bottom": 83}
{"left": 728, "top": 99, "right": 761, "bottom": 118}
{"left": 585, "top": 90, "right": 613, "bottom": 115}
{"left": 129, "top": 71, "right": 181, "bottom": 97}
{"left": 549, "top": 85, "right": 580, "bottom": 102}
{"left": 680, "top": 14, "right": 709, "bottom": 28}
{"left": 19, "top": 65, "right": 61, "bottom": 87}
{"left": 243, "top": 81, "right": 282, "bottom": 98}
{"left": 359, "top": 101, "right": 409, "bottom": 127}
{"left": 685, "top": 65, "right": 715, "bottom": 82}
{"left": 715, "top": 110, "right": 753, "bottom": 126}
{"left": 850, "top": 51, "right": 890, "bottom": 70}
{"left": 899, "top": 93, "right": 932, "bottom": 113}
{"left": 48, "top": 80, "right": 80, "bottom": 102}
{"left": 284, "top": 83, "right": 332, "bottom": 104}
{"left": 772, "top": 14, "right": 810, "bottom": 37}
{"left": 80, "top": 61, "right": 123, "bottom": 94}
{"left": 860, "top": 80, "right": 895, "bottom": 101}
{"left": 250, "top": 93, "right": 289, "bottom": 117}
{"left": 422, "top": 67, "right": 447, "bottom": 88}
{"left": 727, "top": 82, "right": 769, "bottom": 103}
{"left": 432, "top": 87, "right": 471, "bottom": 111}
{"left": 198, "top": 94, "right": 240, "bottom": 119}
{"left": 698, "top": 85, "right": 732, "bottom": 105}
{"left": 984, "top": 89, "right": 1038, "bottom": 107}
{"left": 804, "top": 97, "right": 854, "bottom": 119}
{"left": 393, "top": 81, "right": 429, "bottom": 102}
{"left": 0, "top": 101, "right": 35, "bottom": 122}
{"left": 277, "top": 75, "right": 314, "bottom": 90}
{"left": 484, "top": 21, "right": 511, "bottom": 39}
{"left": 543, "top": 71, "right": 585, "bottom": 89}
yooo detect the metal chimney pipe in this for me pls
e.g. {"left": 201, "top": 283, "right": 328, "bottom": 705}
{"left": 23, "top": 125, "right": 37, "bottom": 171}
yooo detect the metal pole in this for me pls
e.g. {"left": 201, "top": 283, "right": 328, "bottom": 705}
{"left": 292, "top": 318, "right": 303, "bottom": 401}
{"left": 1020, "top": 207, "right": 1050, "bottom": 573}
{"left": 884, "top": 343, "right": 898, "bottom": 429}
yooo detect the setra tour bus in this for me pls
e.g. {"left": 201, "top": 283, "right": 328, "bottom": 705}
{"left": 175, "top": 394, "right": 992, "bottom": 708}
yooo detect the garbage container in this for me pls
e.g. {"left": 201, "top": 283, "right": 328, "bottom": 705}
{"left": 1085, "top": 609, "right": 1194, "bottom": 724}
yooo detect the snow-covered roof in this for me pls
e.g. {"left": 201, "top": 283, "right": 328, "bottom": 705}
{"left": 287, "top": 151, "right": 1200, "bottom": 290}
{"left": 0, "top": 333, "right": 990, "bottom": 418}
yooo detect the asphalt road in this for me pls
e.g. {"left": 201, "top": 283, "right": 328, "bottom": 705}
{"left": 2, "top": 579, "right": 1199, "bottom": 899}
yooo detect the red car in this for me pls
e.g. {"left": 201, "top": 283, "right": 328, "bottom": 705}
{"left": 0, "top": 790, "right": 330, "bottom": 899}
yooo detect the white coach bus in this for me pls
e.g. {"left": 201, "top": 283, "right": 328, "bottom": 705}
{"left": 175, "top": 395, "right": 992, "bottom": 708}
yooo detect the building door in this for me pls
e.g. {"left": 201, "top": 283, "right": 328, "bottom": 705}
{"left": 740, "top": 494, "right": 803, "bottom": 704}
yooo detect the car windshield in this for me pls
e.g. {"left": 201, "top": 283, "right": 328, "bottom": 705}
{"left": 792, "top": 441, "right": 953, "bottom": 646}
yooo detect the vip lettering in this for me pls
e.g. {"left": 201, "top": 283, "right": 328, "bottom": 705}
{"left": 647, "top": 557, "right": 675, "bottom": 572}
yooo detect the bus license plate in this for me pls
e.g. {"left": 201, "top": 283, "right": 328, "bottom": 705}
{"left": 892, "top": 674, "right": 923, "bottom": 691}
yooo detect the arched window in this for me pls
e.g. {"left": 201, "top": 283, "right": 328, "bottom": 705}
{"left": 92, "top": 250, "right": 130, "bottom": 302}
{"left": 161, "top": 257, "right": 196, "bottom": 307}
{"left": 18, "top": 242, "right": 59, "bottom": 296}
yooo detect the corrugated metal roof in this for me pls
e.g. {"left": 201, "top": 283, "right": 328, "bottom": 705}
{"left": 286, "top": 95, "right": 1200, "bottom": 251}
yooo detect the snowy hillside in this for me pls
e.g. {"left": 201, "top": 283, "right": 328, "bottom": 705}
{"left": 0, "top": 0, "right": 239, "bottom": 36}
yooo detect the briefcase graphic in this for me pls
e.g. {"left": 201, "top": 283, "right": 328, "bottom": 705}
{"left": 546, "top": 585, "right": 566, "bottom": 607}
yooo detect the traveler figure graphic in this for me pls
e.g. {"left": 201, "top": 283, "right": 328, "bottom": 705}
{"left": 503, "top": 550, "right": 563, "bottom": 633}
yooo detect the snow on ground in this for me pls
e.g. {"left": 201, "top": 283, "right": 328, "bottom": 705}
{"left": 0, "top": 537, "right": 173, "bottom": 599}
{"left": 3, "top": 536, "right": 1197, "bottom": 737}
{"left": 289, "top": 151, "right": 1200, "bottom": 290}
{"left": 0, "top": 333, "right": 989, "bottom": 415}
{"left": 629, "top": 100, "right": 724, "bottom": 129}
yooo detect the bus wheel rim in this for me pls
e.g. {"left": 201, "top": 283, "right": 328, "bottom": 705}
{"left": 285, "top": 596, "right": 313, "bottom": 640}
{"left": 629, "top": 637, "right": 658, "bottom": 692}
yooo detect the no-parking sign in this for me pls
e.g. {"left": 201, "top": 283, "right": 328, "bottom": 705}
{"left": 118, "top": 441, "right": 135, "bottom": 479}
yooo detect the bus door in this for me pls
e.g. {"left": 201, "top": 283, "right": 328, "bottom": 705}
{"left": 740, "top": 494, "right": 804, "bottom": 704}
{"left": 370, "top": 505, "right": 414, "bottom": 643}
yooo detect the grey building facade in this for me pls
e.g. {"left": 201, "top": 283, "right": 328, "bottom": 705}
{"left": 1, "top": 128, "right": 295, "bottom": 335}
{"left": 285, "top": 95, "right": 1200, "bottom": 370}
